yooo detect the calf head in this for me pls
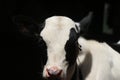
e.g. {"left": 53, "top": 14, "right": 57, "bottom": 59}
{"left": 13, "top": 12, "right": 93, "bottom": 80}
{"left": 40, "top": 12, "right": 92, "bottom": 80}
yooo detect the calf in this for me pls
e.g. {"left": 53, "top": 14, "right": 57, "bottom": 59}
{"left": 13, "top": 12, "right": 120, "bottom": 80}
{"left": 40, "top": 15, "right": 120, "bottom": 80}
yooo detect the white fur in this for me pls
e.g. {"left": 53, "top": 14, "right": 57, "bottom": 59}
{"left": 77, "top": 37, "right": 120, "bottom": 80}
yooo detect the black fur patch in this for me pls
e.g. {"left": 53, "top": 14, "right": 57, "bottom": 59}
{"left": 65, "top": 28, "right": 79, "bottom": 65}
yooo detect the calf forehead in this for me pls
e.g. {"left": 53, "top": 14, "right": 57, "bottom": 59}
{"left": 40, "top": 16, "right": 76, "bottom": 46}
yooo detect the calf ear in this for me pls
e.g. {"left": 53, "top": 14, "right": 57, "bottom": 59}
{"left": 79, "top": 11, "right": 93, "bottom": 34}
{"left": 12, "top": 15, "right": 44, "bottom": 38}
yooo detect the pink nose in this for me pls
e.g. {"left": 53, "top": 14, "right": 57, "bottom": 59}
{"left": 46, "top": 66, "right": 62, "bottom": 77}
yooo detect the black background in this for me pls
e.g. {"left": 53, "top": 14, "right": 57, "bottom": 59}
{"left": 2, "top": 0, "right": 120, "bottom": 80}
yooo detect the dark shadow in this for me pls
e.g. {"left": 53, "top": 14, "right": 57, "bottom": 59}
{"left": 80, "top": 52, "right": 92, "bottom": 79}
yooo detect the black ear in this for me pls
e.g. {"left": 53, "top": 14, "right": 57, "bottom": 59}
{"left": 12, "top": 15, "right": 44, "bottom": 37}
{"left": 79, "top": 11, "right": 93, "bottom": 34}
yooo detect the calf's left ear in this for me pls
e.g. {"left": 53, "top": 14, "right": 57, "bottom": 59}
{"left": 12, "top": 15, "right": 44, "bottom": 38}
{"left": 79, "top": 11, "right": 93, "bottom": 34}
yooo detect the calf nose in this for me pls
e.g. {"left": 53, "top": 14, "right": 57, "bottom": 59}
{"left": 46, "top": 66, "right": 62, "bottom": 77}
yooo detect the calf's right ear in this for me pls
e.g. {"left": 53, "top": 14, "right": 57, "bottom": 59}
{"left": 12, "top": 15, "right": 44, "bottom": 37}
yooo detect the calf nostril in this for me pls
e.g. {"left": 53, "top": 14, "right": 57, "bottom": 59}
{"left": 46, "top": 67, "right": 62, "bottom": 77}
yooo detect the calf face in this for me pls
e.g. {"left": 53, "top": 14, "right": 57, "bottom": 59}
{"left": 40, "top": 16, "right": 79, "bottom": 80}
{"left": 40, "top": 12, "right": 93, "bottom": 80}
